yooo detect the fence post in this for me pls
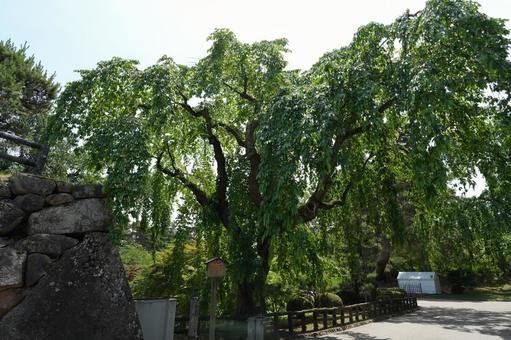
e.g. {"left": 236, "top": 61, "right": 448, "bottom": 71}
{"left": 332, "top": 308, "right": 337, "bottom": 326}
{"left": 247, "top": 317, "right": 256, "bottom": 340}
{"left": 188, "top": 297, "right": 200, "bottom": 339}
{"left": 322, "top": 310, "right": 328, "bottom": 329}
{"left": 301, "top": 312, "right": 306, "bottom": 333}
{"left": 340, "top": 308, "right": 345, "bottom": 326}
{"left": 247, "top": 317, "right": 265, "bottom": 340}
{"left": 287, "top": 313, "right": 293, "bottom": 334}
{"left": 313, "top": 310, "right": 319, "bottom": 331}
{"left": 348, "top": 307, "right": 353, "bottom": 323}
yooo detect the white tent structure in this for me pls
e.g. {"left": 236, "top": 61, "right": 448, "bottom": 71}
{"left": 397, "top": 272, "right": 441, "bottom": 294}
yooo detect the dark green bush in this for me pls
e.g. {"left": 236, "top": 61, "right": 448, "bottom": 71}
{"left": 318, "top": 293, "right": 343, "bottom": 307}
{"left": 376, "top": 287, "right": 406, "bottom": 301}
{"left": 338, "top": 287, "right": 364, "bottom": 305}
{"left": 286, "top": 295, "right": 314, "bottom": 311}
{"left": 447, "top": 270, "right": 475, "bottom": 287}
{"left": 360, "top": 282, "right": 376, "bottom": 301}
{"left": 451, "top": 284, "right": 465, "bottom": 294}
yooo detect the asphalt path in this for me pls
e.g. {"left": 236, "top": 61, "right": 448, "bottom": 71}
{"left": 304, "top": 299, "right": 511, "bottom": 340}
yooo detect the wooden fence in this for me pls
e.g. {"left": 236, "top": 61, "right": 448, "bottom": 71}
{"left": 0, "top": 131, "right": 49, "bottom": 174}
{"left": 267, "top": 297, "right": 418, "bottom": 335}
{"left": 175, "top": 297, "right": 417, "bottom": 337}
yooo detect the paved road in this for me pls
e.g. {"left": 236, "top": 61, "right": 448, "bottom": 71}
{"left": 304, "top": 299, "right": 511, "bottom": 340}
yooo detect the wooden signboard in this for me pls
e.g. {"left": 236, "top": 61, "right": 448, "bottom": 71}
{"left": 205, "top": 257, "right": 226, "bottom": 278}
{"left": 205, "top": 257, "right": 226, "bottom": 340}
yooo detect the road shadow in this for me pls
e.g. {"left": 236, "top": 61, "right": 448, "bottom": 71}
{"left": 312, "top": 333, "right": 390, "bottom": 340}
{"left": 385, "top": 305, "right": 511, "bottom": 338}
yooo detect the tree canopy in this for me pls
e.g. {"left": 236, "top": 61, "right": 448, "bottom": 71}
{"left": 0, "top": 40, "right": 58, "bottom": 138}
{"left": 0, "top": 40, "right": 58, "bottom": 172}
{"left": 48, "top": 0, "right": 511, "bottom": 316}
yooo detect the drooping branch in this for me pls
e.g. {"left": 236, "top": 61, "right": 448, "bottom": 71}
{"left": 298, "top": 124, "right": 372, "bottom": 222}
{"left": 298, "top": 97, "right": 396, "bottom": 222}
{"left": 317, "top": 153, "right": 375, "bottom": 210}
{"left": 155, "top": 151, "right": 211, "bottom": 208}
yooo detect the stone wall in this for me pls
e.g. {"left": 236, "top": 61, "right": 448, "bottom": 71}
{"left": 0, "top": 173, "right": 143, "bottom": 340}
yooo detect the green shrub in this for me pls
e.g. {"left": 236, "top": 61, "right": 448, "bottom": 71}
{"left": 451, "top": 284, "right": 465, "bottom": 294}
{"left": 318, "top": 293, "right": 343, "bottom": 307}
{"left": 447, "top": 270, "right": 475, "bottom": 287}
{"left": 360, "top": 282, "right": 376, "bottom": 301}
{"left": 338, "top": 287, "right": 363, "bottom": 305}
{"left": 286, "top": 296, "right": 314, "bottom": 311}
{"left": 376, "top": 287, "right": 406, "bottom": 301}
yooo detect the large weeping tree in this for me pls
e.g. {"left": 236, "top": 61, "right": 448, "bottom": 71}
{"left": 48, "top": 0, "right": 510, "bottom": 316}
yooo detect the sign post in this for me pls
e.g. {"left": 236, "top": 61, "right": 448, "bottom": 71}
{"left": 205, "top": 257, "right": 226, "bottom": 340}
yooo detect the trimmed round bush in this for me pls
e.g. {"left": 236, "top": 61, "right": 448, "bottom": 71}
{"left": 376, "top": 287, "right": 406, "bottom": 301}
{"left": 286, "top": 296, "right": 314, "bottom": 311}
{"left": 318, "top": 293, "right": 343, "bottom": 307}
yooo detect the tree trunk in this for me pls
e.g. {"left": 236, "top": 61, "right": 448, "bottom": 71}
{"left": 236, "top": 279, "right": 256, "bottom": 319}
{"left": 234, "top": 237, "right": 271, "bottom": 319}
{"left": 375, "top": 236, "right": 390, "bottom": 281}
{"left": 256, "top": 237, "right": 271, "bottom": 314}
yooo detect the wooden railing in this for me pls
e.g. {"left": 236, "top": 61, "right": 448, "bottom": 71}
{"left": 267, "top": 297, "right": 418, "bottom": 335}
{"left": 174, "top": 297, "right": 418, "bottom": 337}
{"left": 0, "top": 131, "right": 49, "bottom": 174}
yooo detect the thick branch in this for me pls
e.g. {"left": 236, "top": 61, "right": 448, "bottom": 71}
{"left": 298, "top": 124, "right": 371, "bottom": 222}
{"left": 214, "top": 81, "right": 263, "bottom": 206}
{"left": 222, "top": 81, "right": 257, "bottom": 104}
{"left": 180, "top": 99, "right": 232, "bottom": 230}
{"left": 155, "top": 152, "right": 211, "bottom": 208}
{"left": 246, "top": 120, "right": 262, "bottom": 206}
{"left": 298, "top": 96, "right": 396, "bottom": 222}
{"left": 378, "top": 97, "right": 396, "bottom": 114}
{"left": 217, "top": 122, "right": 247, "bottom": 147}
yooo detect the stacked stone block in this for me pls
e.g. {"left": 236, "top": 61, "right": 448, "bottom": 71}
{"left": 0, "top": 173, "right": 142, "bottom": 340}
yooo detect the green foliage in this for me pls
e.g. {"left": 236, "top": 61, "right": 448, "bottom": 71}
{"left": 0, "top": 40, "right": 58, "bottom": 172}
{"left": 118, "top": 242, "right": 153, "bottom": 290}
{"left": 317, "top": 293, "right": 343, "bottom": 307}
{"left": 127, "top": 235, "right": 210, "bottom": 315}
{"left": 360, "top": 282, "right": 377, "bottom": 301}
{"left": 337, "top": 287, "right": 364, "bottom": 305}
{"left": 48, "top": 0, "right": 511, "bottom": 314}
{"left": 0, "top": 40, "right": 58, "bottom": 137}
{"left": 376, "top": 287, "right": 406, "bottom": 301}
{"left": 286, "top": 295, "right": 314, "bottom": 311}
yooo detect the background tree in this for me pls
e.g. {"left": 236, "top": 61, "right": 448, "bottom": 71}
{"left": 48, "top": 0, "right": 511, "bottom": 316}
{"left": 0, "top": 40, "right": 58, "bottom": 172}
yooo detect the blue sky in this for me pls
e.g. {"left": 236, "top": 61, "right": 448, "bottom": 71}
{"left": 1, "top": 0, "right": 509, "bottom": 86}
{"left": 1, "top": 0, "right": 508, "bottom": 195}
